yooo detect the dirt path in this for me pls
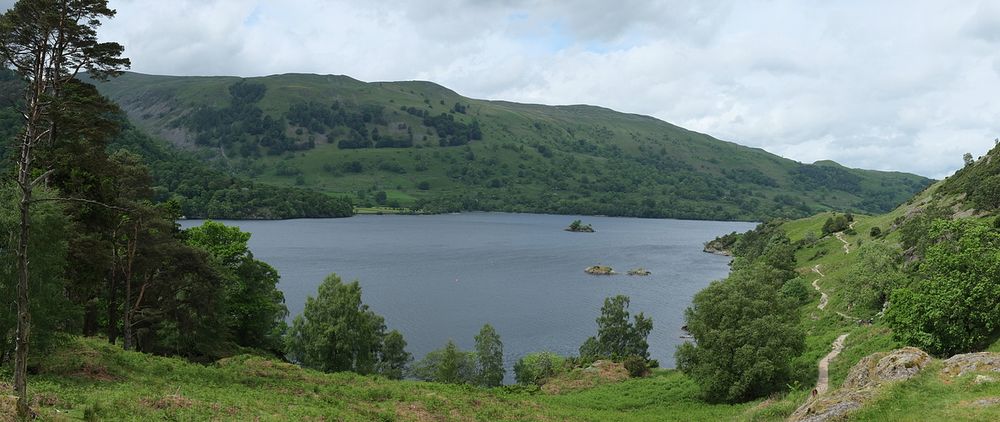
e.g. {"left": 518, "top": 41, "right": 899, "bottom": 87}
{"left": 834, "top": 232, "right": 850, "bottom": 254}
{"left": 834, "top": 221, "right": 857, "bottom": 254}
{"left": 803, "top": 226, "right": 854, "bottom": 401}
{"left": 811, "top": 265, "right": 828, "bottom": 310}
{"left": 815, "top": 334, "right": 849, "bottom": 395}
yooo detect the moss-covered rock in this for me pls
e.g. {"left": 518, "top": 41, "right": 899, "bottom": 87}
{"left": 790, "top": 347, "right": 931, "bottom": 422}
{"left": 584, "top": 266, "right": 615, "bottom": 275}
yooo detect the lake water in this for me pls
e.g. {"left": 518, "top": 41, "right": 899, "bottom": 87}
{"left": 179, "top": 213, "right": 754, "bottom": 382}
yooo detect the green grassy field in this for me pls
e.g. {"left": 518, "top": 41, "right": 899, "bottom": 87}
{"left": 7, "top": 337, "right": 794, "bottom": 421}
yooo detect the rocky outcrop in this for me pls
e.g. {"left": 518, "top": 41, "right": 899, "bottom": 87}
{"left": 702, "top": 243, "right": 732, "bottom": 256}
{"left": 940, "top": 352, "right": 1000, "bottom": 378}
{"left": 565, "top": 220, "right": 595, "bottom": 232}
{"left": 843, "top": 347, "right": 931, "bottom": 388}
{"left": 585, "top": 266, "right": 615, "bottom": 275}
{"left": 789, "top": 347, "right": 931, "bottom": 422}
{"left": 626, "top": 268, "right": 651, "bottom": 276}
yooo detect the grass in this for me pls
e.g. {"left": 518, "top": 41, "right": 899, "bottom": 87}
{"left": 16, "top": 337, "right": 538, "bottom": 421}
{"left": 847, "top": 361, "right": 1000, "bottom": 421}
{"left": 10, "top": 337, "right": 803, "bottom": 421}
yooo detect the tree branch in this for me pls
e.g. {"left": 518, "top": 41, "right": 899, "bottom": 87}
{"left": 29, "top": 168, "right": 55, "bottom": 188}
{"left": 30, "top": 196, "right": 130, "bottom": 212}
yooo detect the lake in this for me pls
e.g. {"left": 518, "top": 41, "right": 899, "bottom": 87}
{"left": 179, "top": 213, "right": 754, "bottom": 382}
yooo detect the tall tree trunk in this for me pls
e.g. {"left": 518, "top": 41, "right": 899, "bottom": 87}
{"left": 14, "top": 100, "right": 38, "bottom": 417}
{"left": 14, "top": 171, "right": 32, "bottom": 417}
{"left": 1, "top": 2, "right": 129, "bottom": 416}
{"left": 106, "top": 276, "right": 118, "bottom": 345}
{"left": 108, "top": 226, "right": 120, "bottom": 344}
{"left": 121, "top": 222, "right": 140, "bottom": 351}
{"left": 83, "top": 302, "right": 98, "bottom": 336}
{"left": 122, "top": 278, "right": 132, "bottom": 350}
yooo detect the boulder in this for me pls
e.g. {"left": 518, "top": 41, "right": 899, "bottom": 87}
{"left": 974, "top": 375, "right": 997, "bottom": 385}
{"left": 790, "top": 347, "right": 931, "bottom": 422}
{"left": 843, "top": 347, "right": 931, "bottom": 388}
{"left": 940, "top": 352, "right": 1000, "bottom": 378}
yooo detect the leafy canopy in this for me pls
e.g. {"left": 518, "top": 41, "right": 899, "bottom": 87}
{"left": 285, "top": 273, "right": 409, "bottom": 378}
{"left": 579, "top": 295, "right": 652, "bottom": 362}
{"left": 886, "top": 219, "right": 1000, "bottom": 356}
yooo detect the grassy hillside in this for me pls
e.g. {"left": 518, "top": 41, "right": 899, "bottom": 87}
{"left": 8, "top": 336, "right": 791, "bottom": 421}
{"left": 88, "top": 72, "right": 933, "bottom": 221}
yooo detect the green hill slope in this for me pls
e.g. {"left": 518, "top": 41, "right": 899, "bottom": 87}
{"left": 13, "top": 336, "right": 791, "bottom": 421}
{"left": 88, "top": 72, "right": 932, "bottom": 220}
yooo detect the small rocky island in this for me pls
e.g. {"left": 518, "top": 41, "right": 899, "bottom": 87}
{"left": 627, "top": 268, "right": 651, "bottom": 276}
{"left": 565, "top": 219, "right": 595, "bottom": 233}
{"left": 585, "top": 265, "right": 615, "bottom": 275}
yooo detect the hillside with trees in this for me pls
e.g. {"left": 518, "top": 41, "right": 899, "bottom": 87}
{"left": 84, "top": 72, "right": 933, "bottom": 221}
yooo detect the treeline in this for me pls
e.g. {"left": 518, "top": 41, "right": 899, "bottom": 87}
{"left": 187, "top": 81, "right": 309, "bottom": 156}
{"left": 183, "top": 82, "right": 484, "bottom": 154}
{"left": 110, "top": 126, "right": 354, "bottom": 219}
{"left": 402, "top": 107, "right": 483, "bottom": 146}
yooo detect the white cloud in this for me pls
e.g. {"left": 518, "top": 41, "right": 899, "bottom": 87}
{"left": 83, "top": 0, "right": 1000, "bottom": 178}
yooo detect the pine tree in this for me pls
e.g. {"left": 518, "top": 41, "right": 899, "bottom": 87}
{"left": 0, "top": 0, "right": 128, "bottom": 415}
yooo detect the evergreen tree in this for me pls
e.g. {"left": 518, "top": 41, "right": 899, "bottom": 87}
{"left": 0, "top": 0, "right": 128, "bottom": 414}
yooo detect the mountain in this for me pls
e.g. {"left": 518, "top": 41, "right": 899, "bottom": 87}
{"left": 86, "top": 72, "right": 933, "bottom": 221}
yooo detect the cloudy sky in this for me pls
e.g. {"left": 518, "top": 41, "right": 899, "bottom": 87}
{"left": 18, "top": 0, "right": 1000, "bottom": 178}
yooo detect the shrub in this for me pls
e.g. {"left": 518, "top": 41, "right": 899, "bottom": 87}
{"left": 513, "top": 352, "right": 565, "bottom": 385}
{"left": 779, "top": 277, "right": 813, "bottom": 306}
{"left": 870, "top": 226, "right": 882, "bottom": 237}
{"left": 410, "top": 340, "right": 478, "bottom": 384}
{"left": 623, "top": 355, "right": 647, "bottom": 378}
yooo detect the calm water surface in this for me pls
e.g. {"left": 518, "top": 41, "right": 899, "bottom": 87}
{"left": 180, "top": 213, "right": 754, "bottom": 381}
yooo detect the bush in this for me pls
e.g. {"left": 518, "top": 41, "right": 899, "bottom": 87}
{"left": 843, "top": 242, "right": 904, "bottom": 316}
{"left": 821, "top": 214, "right": 850, "bottom": 235}
{"left": 417, "top": 181, "right": 430, "bottom": 190}
{"left": 623, "top": 355, "right": 647, "bottom": 378}
{"left": 870, "top": 226, "right": 882, "bottom": 237}
{"left": 779, "top": 277, "right": 813, "bottom": 306}
{"left": 410, "top": 340, "right": 478, "bottom": 384}
{"left": 513, "top": 352, "right": 565, "bottom": 385}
